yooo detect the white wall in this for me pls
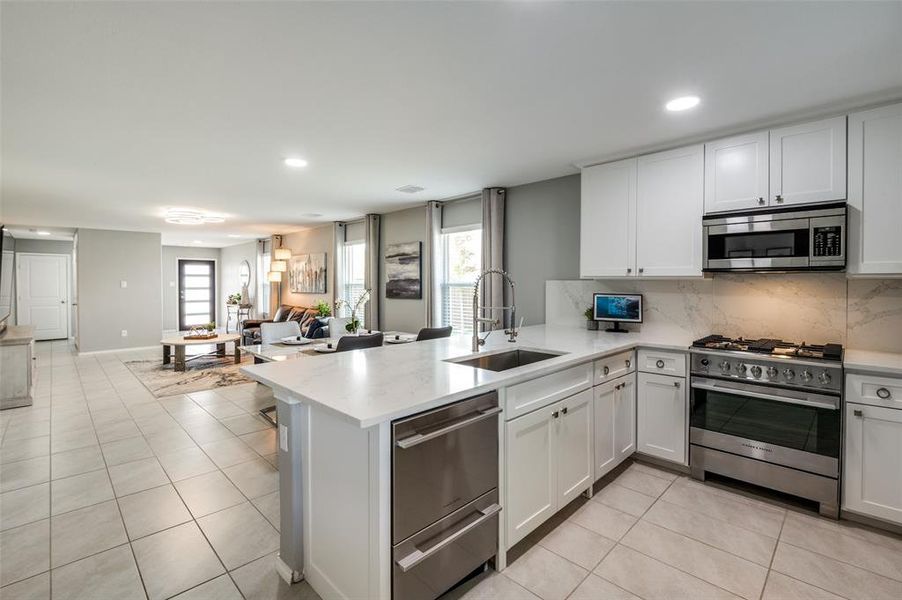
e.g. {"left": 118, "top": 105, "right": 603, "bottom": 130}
{"left": 161, "top": 246, "right": 221, "bottom": 331}
{"left": 76, "top": 228, "right": 162, "bottom": 352}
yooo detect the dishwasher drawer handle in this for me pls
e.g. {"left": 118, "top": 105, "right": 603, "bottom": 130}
{"left": 396, "top": 503, "right": 502, "bottom": 573}
{"left": 395, "top": 406, "right": 502, "bottom": 449}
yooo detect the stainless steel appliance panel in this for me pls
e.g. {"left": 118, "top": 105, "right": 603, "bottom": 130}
{"left": 393, "top": 490, "right": 499, "bottom": 600}
{"left": 392, "top": 392, "right": 499, "bottom": 544}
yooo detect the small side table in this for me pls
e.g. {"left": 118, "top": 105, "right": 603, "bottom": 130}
{"left": 226, "top": 304, "right": 252, "bottom": 334}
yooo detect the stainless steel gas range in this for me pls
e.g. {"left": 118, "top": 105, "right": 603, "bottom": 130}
{"left": 688, "top": 335, "right": 843, "bottom": 518}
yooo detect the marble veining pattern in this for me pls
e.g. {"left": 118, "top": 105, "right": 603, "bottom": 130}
{"left": 846, "top": 279, "right": 902, "bottom": 353}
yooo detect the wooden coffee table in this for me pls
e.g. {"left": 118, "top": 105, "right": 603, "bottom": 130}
{"left": 160, "top": 333, "right": 242, "bottom": 372}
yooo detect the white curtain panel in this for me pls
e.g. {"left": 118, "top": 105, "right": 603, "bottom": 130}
{"left": 364, "top": 214, "right": 381, "bottom": 330}
{"left": 424, "top": 201, "right": 443, "bottom": 327}
{"left": 481, "top": 187, "right": 506, "bottom": 331}
{"left": 333, "top": 222, "right": 346, "bottom": 316}
{"left": 270, "top": 234, "right": 282, "bottom": 316}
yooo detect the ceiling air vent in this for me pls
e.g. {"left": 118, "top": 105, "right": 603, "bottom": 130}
{"left": 396, "top": 185, "right": 425, "bottom": 194}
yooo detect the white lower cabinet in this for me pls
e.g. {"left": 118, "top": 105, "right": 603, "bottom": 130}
{"left": 637, "top": 372, "right": 687, "bottom": 465}
{"left": 844, "top": 401, "right": 902, "bottom": 525}
{"left": 594, "top": 374, "right": 636, "bottom": 481}
{"left": 505, "top": 388, "right": 593, "bottom": 548}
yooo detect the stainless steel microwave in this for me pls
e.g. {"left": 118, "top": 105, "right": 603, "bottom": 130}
{"left": 702, "top": 202, "right": 846, "bottom": 272}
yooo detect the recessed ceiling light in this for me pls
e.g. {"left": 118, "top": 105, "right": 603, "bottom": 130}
{"left": 284, "top": 157, "right": 308, "bottom": 168}
{"left": 36, "top": 231, "right": 51, "bottom": 236}
{"left": 193, "top": 240, "right": 203, "bottom": 244}
{"left": 665, "top": 95, "right": 700, "bottom": 112}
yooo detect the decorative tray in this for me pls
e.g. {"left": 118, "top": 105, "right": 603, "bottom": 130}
{"left": 184, "top": 333, "right": 218, "bottom": 340}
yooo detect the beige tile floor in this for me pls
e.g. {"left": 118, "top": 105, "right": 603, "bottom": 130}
{"left": 5, "top": 341, "right": 902, "bottom": 600}
{"left": 448, "top": 460, "right": 902, "bottom": 600}
{"left": 0, "top": 340, "right": 318, "bottom": 600}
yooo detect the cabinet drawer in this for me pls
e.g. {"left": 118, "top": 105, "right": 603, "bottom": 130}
{"left": 505, "top": 363, "right": 593, "bottom": 420}
{"left": 594, "top": 350, "right": 635, "bottom": 385}
{"left": 637, "top": 349, "right": 687, "bottom": 377}
{"left": 846, "top": 373, "right": 902, "bottom": 410}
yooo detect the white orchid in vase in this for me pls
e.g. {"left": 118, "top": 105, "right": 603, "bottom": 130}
{"left": 334, "top": 288, "right": 371, "bottom": 335}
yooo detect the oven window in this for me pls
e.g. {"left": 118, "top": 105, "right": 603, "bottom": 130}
{"left": 707, "top": 230, "right": 809, "bottom": 260}
{"left": 690, "top": 388, "right": 839, "bottom": 458}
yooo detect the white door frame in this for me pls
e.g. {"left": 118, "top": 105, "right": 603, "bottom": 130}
{"left": 16, "top": 252, "right": 72, "bottom": 340}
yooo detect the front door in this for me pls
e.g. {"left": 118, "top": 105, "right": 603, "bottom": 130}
{"left": 178, "top": 259, "right": 216, "bottom": 331}
{"left": 16, "top": 253, "right": 70, "bottom": 340}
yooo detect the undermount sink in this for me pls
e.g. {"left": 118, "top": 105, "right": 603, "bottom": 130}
{"left": 446, "top": 349, "right": 565, "bottom": 372}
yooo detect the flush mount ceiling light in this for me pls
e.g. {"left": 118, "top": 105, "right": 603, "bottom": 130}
{"left": 284, "top": 157, "right": 308, "bottom": 168}
{"left": 665, "top": 95, "right": 700, "bottom": 112}
{"left": 396, "top": 185, "right": 425, "bottom": 194}
{"left": 36, "top": 231, "right": 51, "bottom": 236}
{"left": 193, "top": 240, "right": 204, "bottom": 244}
{"left": 164, "top": 209, "right": 225, "bottom": 225}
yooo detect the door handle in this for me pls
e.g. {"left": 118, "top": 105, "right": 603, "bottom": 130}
{"left": 396, "top": 504, "right": 502, "bottom": 572}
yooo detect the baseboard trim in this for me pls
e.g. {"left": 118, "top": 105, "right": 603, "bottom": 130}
{"left": 77, "top": 345, "right": 160, "bottom": 356}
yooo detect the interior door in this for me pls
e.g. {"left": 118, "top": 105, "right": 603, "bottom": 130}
{"left": 16, "top": 253, "right": 69, "bottom": 340}
{"left": 178, "top": 259, "right": 216, "bottom": 331}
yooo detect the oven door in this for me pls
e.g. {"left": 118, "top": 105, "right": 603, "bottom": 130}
{"left": 689, "top": 377, "right": 840, "bottom": 477}
{"left": 704, "top": 218, "right": 812, "bottom": 271}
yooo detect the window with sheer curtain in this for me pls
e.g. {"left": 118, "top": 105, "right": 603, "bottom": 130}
{"left": 439, "top": 226, "right": 481, "bottom": 334}
{"left": 340, "top": 240, "right": 366, "bottom": 328}
{"left": 256, "top": 239, "right": 271, "bottom": 318}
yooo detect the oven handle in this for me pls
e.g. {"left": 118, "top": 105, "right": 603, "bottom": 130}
{"left": 395, "top": 406, "right": 502, "bottom": 449}
{"left": 396, "top": 503, "right": 502, "bottom": 572}
{"left": 691, "top": 377, "right": 839, "bottom": 410}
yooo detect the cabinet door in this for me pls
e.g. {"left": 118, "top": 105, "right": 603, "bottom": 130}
{"left": 593, "top": 380, "right": 617, "bottom": 481}
{"left": 580, "top": 159, "right": 637, "bottom": 278}
{"left": 848, "top": 102, "right": 902, "bottom": 275}
{"left": 844, "top": 403, "right": 902, "bottom": 524}
{"left": 769, "top": 116, "right": 846, "bottom": 207}
{"left": 557, "top": 390, "right": 593, "bottom": 506}
{"left": 704, "top": 131, "right": 769, "bottom": 214}
{"left": 636, "top": 145, "right": 704, "bottom": 277}
{"left": 614, "top": 376, "right": 636, "bottom": 464}
{"left": 505, "top": 405, "right": 557, "bottom": 547}
{"left": 637, "top": 372, "right": 687, "bottom": 465}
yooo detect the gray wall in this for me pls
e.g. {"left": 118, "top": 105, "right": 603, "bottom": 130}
{"left": 381, "top": 206, "right": 428, "bottom": 333}
{"left": 161, "top": 246, "right": 221, "bottom": 331}
{"left": 76, "top": 228, "right": 162, "bottom": 352}
{"left": 505, "top": 174, "right": 581, "bottom": 327}
{"left": 220, "top": 241, "right": 258, "bottom": 322}
{"left": 280, "top": 226, "right": 334, "bottom": 309}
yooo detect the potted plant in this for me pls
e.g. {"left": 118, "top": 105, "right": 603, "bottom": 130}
{"left": 314, "top": 300, "right": 332, "bottom": 317}
{"left": 227, "top": 293, "right": 242, "bottom": 305}
{"left": 334, "top": 289, "right": 371, "bottom": 335}
{"left": 584, "top": 307, "right": 598, "bottom": 330}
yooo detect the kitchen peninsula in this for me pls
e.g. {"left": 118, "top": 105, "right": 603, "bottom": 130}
{"left": 241, "top": 324, "right": 695, "bottom": 599}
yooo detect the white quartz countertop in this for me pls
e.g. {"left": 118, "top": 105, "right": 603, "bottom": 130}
{"left": 240, "top": 324, "right": 694, "bottom": 428}
{"left": 843, "top": 349, "right": 902, "bottom": 377}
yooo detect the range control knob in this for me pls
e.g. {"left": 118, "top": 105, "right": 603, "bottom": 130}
{"left": 800, "top": 370, "right": 813, "bottom": 383}
{"left": 700, "top": 358, "right": 710, "bottom": 367}
{"left": 766, "top": 367, "right": 778, "bottom": 378}
{"left": 719, "top": 360, "right": 731, "bottom": 372}
{"left": 783, "top": 368, "right": 795, "bottom": 380}
{"left": 736, "top": 363, "right": 747, "bottom": 374}
{"left": 750, "top": 365, "right": 762, "bottom": 378}
{"left": 818, "top": 371, "right": 832, "bottom": 385}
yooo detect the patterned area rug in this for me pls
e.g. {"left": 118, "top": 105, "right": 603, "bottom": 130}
{"left": 124, "top": 353, "right": 255, "bottom": 398}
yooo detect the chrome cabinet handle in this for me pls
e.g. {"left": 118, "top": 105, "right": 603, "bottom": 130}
{"left": 853, "top": 409, "right": 863, "bottom": 417}
{"left": 876, "top": 387, "right": 892, "bottom": 400}
{"left": 561, "top": 407, "right": 568, "bottom": 415}
{"left": 758, "top": 197, "right": 765, "bottom": 205}
{"left": 552, "top": 410, "right": 560, "bottom": 419}
{"left": 656, "top": 359, "right": 665, "bottom": 369}
{"left": 626, "top": 268, "right": 632, "bottom": 274}
{"left": 638, "top": 268, "right": 645, "bottom": 274}
{"left": 775, "top": 194, "right": 784, "bottom": 203}
{"left": 674, "top": 381, "right": 681, "bottom": 388}
{"left": 396, "top": 503, "right": 502, "bottom": 572}
{"left": 625, "top": 359, "right": 631, "bottom": 368}
{"left": 396, "top": 406, "right": 502, "bottom": 449}
{"left": 603, "top": 366, "right": 609, "bottom": 376}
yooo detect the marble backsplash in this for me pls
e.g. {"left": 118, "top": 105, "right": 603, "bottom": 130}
{"left": 547, "top": 275, "right": 902, "bottom": 353}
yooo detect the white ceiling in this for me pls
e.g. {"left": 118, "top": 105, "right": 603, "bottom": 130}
{"left": 2, "top": 1, "right": 901, "bottom": 247}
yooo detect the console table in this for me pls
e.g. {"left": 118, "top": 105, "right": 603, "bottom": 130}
{"left": 1, "top": 325, "right": 35, "bottom": 410}
{"left": 226, "top": 304, "right": 252, "bottom": 333}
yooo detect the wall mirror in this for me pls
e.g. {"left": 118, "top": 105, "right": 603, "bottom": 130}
{"left": 239, "top": 260, "right": 251, "bottom": 287}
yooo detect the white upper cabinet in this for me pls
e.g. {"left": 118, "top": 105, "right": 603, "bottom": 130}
{"left": 848, "top": 102, "right": 902, "bottom": 275}
{"left": 769, "top": 116, "right": 846, "bottom": 207}
{"left": 636, "top": 144, "right": 704, "bottom": 277}
{"left": 580, "top": 158, "right": 637, "bottom": 278}
{"left": 704, "top": 131, "right": 769, "bottom": 214}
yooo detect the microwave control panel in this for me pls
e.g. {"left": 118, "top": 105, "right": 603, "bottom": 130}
{"left": 813, "top": 226, "right": 842, "bottom": 257}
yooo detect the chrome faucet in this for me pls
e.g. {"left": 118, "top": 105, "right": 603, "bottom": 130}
{"left": 472, "top": 269, "right": 517, "bottom": 352}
